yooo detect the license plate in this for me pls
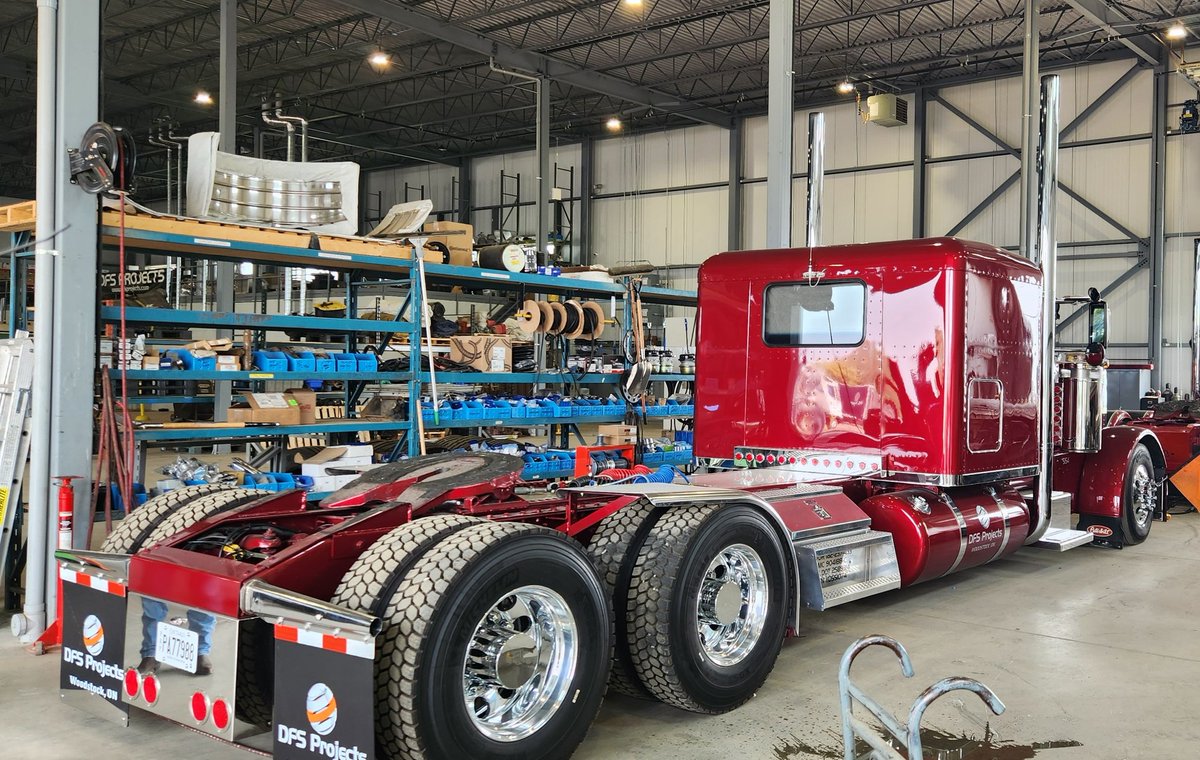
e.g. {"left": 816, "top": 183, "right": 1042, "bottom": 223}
{"left": 155, "top": 622, "right": 199, "bottom": 673}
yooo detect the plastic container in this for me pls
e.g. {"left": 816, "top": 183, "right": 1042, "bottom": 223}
{"left": 242, "top": 472, "right": 297, "bottom": 491}
{"left": 311, "top": 353, "right": 336, "bottom": 372}
{"left": 286, "top": 351, "right": 316, "bottom": 373}
{"left": 487, "top": 399, "right": 514, "bottom": 419}
{"left": 354, "top": 352, "right": 379, "bottom": 372}
{"left": 331, "top": 353, "right": 357, "bottom": 372}
{"left": 171, "top": 349, "right": 217, "bottom": 371}
{"left": 252, "top": 350, "right": 289, "bottom": 373}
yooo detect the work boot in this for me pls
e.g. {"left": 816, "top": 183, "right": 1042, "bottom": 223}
{"left": 194, "top": 654, "right": 213, "bottom": 676}
{"left": 137, "top": 657, "right": 159, "bottom": 675}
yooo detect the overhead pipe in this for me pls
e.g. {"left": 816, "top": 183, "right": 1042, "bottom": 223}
{"left": 488, "top": 58, "right": 550, "bottom": 255}
{"left": 147, "top": 122, "right": 172, "bottom": 215}
{"left": 166, "top": 123, "right": 186, "bottom": 215}
{"left": 20, "top": 0, "right": 58, "bottom": 642}
{"left": 261, "top": 97, "right": 294, "bottom": 162}
{"left": 273, "top": 102, "right": 308, "bottom": 163}
{"left": 1027, "top": 74, "right": 1060, "bottom": 547}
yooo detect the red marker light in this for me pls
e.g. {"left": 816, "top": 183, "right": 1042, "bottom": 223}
{"left": 211, "top": 699, "right": 231, "bottom": 731}
{"left": 788, "top": 456, "right": 797, "bottom": 464}
{"left": 734, "top": 452, "right": 744, "bottom": 460}
{"left": 190, "top": 691, "right": 209, "bottom": 724}
{"left": 800, "top": 457, "right": 808, "bottom": 465}
{"left": 123, "top": 669, "right": 140, "bottom": 699}
{"left": 142, "top": 674, "right": 160, "bottom": 705}
{"left": 835, "top": 460, "right": 842, "bottom": 468}
{"left": 859, "top": 462, "right": 867, "bottom": 470}
{"left": 755, "top": 453, "right": 765, "bottom": 463}
{"left": 766, "top": 454, "right": 776, "bottom": 463}
{"left": 823, "top": 459, "right": 831, "bottom": 467}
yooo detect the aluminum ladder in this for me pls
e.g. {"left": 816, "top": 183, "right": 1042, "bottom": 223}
{"left": 839, "top": 635, "right": 1006, "bottom": 760}
{"left": 0, "top": 335, "right": 34, "bottom": 604}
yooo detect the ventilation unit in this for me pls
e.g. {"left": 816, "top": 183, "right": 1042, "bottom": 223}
{"left": 866, "top": 94, "right": 909, "bottom": 127}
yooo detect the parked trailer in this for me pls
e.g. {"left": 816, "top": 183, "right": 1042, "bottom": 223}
{"left": 54, "top": 234, "right": 1165, "bottom": 760}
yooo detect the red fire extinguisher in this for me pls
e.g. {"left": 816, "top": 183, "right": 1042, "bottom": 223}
{"left": 54, "top": 475, "right": 78, "bottom": 550}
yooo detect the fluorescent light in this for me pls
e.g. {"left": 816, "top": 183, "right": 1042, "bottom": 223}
{"left": 606, "top": 116, "right": 622, "bottom": 131}
{"left": 624, "top": 0, "right": 643, "bottom": 5}
{"left": 238, "top": 261, "right": 254, "bottom": 276}
{"left": 1167, "top": 23, "right": 1188, "bottom": 40}
{"left": 368, "top": 51, "right": 390, "bottom": 67}
{"left": 836, "top": 80, "right": 855, "bottom": 94}
{"left": 194, "top": 91, "right": 213, "bottom": 105}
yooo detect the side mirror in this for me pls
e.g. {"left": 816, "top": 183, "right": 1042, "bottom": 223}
{"left": 1087, "top": 300, "right": 1108, "bottom": 348}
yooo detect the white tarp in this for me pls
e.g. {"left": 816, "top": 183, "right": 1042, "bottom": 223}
{"left": 186, "top": 132, "right": 360, "bottom": 236}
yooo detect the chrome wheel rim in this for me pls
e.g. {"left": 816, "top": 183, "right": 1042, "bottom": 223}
{"left": 1130, "top": 462, "right": 1156, "bottom": 528}
{"left": 695, "top": 543, "right": 769, "bottom": 667}
{"left": 462, "top": 584, "right": 577, "bottom": 742}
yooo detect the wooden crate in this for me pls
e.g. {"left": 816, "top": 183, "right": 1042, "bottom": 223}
{"left": 0, "top": 201, "right": 36, "bottom": 233}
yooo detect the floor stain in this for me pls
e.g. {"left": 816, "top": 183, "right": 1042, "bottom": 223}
{"left": 772, "top": 727, "right": 1082, "bottom": 759}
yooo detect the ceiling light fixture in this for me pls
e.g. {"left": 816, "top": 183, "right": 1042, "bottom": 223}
{"left": 194, "top": 91, "right": 213, "bottom": 105}
{"left": 368, "top": 51, "right": 391, "bottom": 67}
{"left": 624, "top": 0, "right": 643, "bottom": 6}
{"left": 1167, "top": 23, "right": 1188, "bottom": 40}
{"left": 606, "top": 116, "right": 622, "bottom": 131}
{"left": 836, "top": 80, "right": 855, "bottom": 94}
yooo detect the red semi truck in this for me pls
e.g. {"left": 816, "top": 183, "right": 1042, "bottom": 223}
{"left": 54, "top": 233, "right": 1165, "bottom": 760}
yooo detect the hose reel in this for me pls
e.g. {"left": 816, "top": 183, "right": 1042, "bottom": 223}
{"left": 68, "top": 122, "right": 137, "bottom": 196}
{"left": 512, "top": 298, "right": 607, "bottom": 338}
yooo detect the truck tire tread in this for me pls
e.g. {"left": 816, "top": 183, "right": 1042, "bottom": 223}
{"left": 584, "top": 500, "right": 662, "bottom": 699}
{"left": 100, "top": 484, "right": 245, "bottom": 553}
{"left": 625, "top": 504, "right": 723, "bottom": 712}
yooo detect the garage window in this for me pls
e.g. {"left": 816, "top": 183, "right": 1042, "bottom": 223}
{"left": 763, "top": 281, "right": 866, "bottom": 346}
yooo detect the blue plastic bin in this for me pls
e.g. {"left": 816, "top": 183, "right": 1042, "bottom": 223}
{"left": 252, "top": 350, "right": 289, "bottom": 372}
{"left": 170, "top": 349, "right": 217, "bottom": 371}
{"left": 354, "top": 352, "right": 379, "bottom": 372}
{"left": 286, "top": 351, "right": 316, "bottom": 373}
{"left": 311, "top": 354, "right": 336, "bottom": 372}
{"left": 331, "top": 353, "right": 357, "bottom": 372}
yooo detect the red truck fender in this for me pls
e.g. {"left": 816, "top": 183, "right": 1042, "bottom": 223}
{"left": 1054, "top": 426, "right": 1166, "bottom": 545}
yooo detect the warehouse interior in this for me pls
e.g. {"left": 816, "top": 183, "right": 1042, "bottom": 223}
{"left": 2, "top": 0, "right": 1200, "bottom": 758}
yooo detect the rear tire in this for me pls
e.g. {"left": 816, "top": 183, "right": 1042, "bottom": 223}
{"left": 1122, "top": 444, "right": 1157, "bottom": 545}
{"left": 338, "top": 521, "right": 610, "bottom": 760}
{"left": 626, "top": 504, "right": 789, "bottom": 713}
{"left": 100, "top": 485, "right": 259, "bottom": 553}
{"left": 583, "top": 500, "right": 662, "bottom": 700}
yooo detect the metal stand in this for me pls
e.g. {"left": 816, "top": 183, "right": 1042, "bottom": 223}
{"left": 839, "top": 635, "right": 1006, "bottom": 760}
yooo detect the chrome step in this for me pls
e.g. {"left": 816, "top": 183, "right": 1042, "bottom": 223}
{"left": 795, "top": 529, "right": 901, "bottom": 610}
{"left": 1033, "top": 526, "right": 1094, "bottom": 551}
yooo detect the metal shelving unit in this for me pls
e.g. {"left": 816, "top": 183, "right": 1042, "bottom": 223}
{"left": 100, "top": 217, "right": 696, "bottom": 467}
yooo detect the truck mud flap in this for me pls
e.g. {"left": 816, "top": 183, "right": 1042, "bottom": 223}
{"left": 272, "top": 623, "right": 375, "bottom": 760}
{"left": 59, "top": 565, "right": 130, "bottom": 725}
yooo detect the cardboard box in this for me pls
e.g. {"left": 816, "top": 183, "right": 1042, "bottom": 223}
{"left": 216, "top": 355, "right": 240, "bottom": 371}
{"left": 598, "top": 424, "right": 638, "bottom": 444}
{"left": 227, "top": 391, "right": 303, "bottom": 425}
{"left": 287, "top": 387, "right": 317, "bottom": 425}
{"left": 423, "top": 220, "right": 474, "bottom": 267}
{"left": 450, "top": 335, "right": 511, "bottom": 373}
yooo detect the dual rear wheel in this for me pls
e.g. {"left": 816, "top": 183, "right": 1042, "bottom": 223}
{"left": 332, "top": 502, "right": 791, "bottom": 760}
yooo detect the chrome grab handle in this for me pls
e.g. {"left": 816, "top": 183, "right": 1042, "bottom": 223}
{"left": 838, "top": 635, "right": 1005, "bottom": 760}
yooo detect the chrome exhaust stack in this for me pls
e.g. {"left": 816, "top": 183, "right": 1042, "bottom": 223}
{"left": 1026, "top": 74, "right": 1059, "bottom": 546}
{"left": 805, "top": 111, "right": 825, "bottom": 249}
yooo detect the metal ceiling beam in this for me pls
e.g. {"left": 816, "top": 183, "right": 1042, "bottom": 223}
{"left": 1062, "top": 0, "right": 1162, "bottom": 64}
{"left": 335, "top": 0, "right": 732, "bottom": 129}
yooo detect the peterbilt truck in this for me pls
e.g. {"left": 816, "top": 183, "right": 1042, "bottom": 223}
{"left": 52, "top": 233, "right": 1164, "bottom": 760}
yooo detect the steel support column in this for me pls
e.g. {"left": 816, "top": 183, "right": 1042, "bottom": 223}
{"left": 912, "top": 88, "right": 927, "bottom": 238}
{"left": 766, "top": 0, "right": 794, "bottom": 249}
{"left": 48, "top": 0, "right": 99, "bottom": 619}
{"left": 213, "top": 0, "right": 236, "bottom": 423}
{"left": 728, "top": 117, "right": 743, "bottom": 251}
{"left": 578, "top": 137, "right": 593, "bottom": 263}
{"left": 1149, "top": 53, "right": 1168, "bottom": 386}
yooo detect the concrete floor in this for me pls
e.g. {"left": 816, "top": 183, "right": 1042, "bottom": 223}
{"left": 5, "top": 512, "right": 1200, "bottom": 759}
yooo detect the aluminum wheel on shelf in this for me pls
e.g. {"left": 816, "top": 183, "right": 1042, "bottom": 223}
{"left": 696, "top": 543, "right": 769, "bottom": 668}
{"left": 463, "top": 584, "right": 577, "bottom": 742}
